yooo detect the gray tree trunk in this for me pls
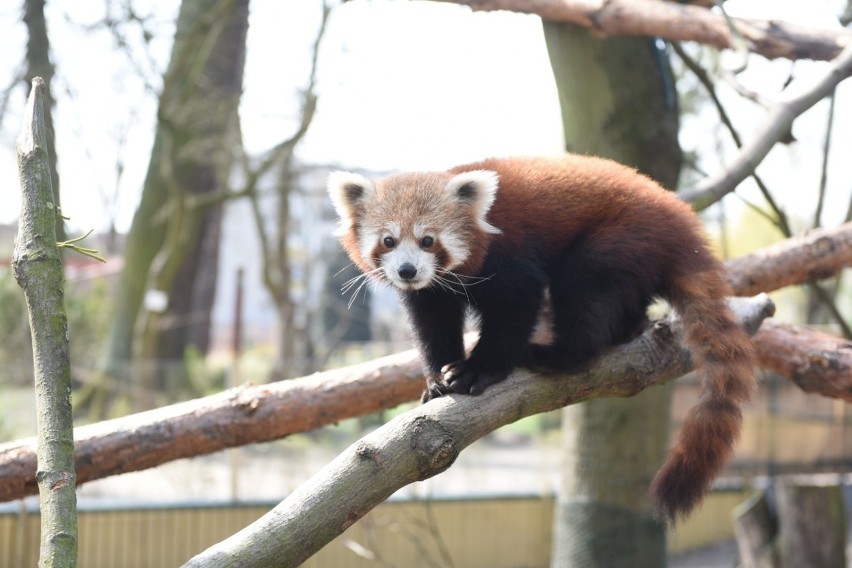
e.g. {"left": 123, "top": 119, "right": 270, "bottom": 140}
{"left": 543, "top": 24, "right": 682, "bottom": 567}
{"left": 96, "top": 0, "right": 248, "bottom": 406}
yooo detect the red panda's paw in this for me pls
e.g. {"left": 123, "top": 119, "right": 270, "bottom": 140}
{"left": 440, "top": 359, "right": 508, "bottom": 396}
{"left": 421, "top": 377, "right": 452, "bottom": 403}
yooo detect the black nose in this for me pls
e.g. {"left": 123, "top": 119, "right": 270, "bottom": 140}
{"left": 398, "top": 263, "right": 417, "bottom": 280}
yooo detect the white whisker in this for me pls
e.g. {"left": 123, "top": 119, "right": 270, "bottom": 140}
{"left": 433, "top": 268, "right": 496, "bottom": 305}
{"left": 341, "top": 266, "right": 384, "bottom": 308}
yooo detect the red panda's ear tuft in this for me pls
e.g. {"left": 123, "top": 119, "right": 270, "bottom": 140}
{"left": 327, "top": 171, "right": 375, "bottom": 235}
{"left": 445, "top": 170, "right": 501, "bottom": 234}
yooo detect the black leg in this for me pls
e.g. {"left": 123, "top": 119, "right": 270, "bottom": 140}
{"left": 400, "top": 289, "right": 466, "bottom": 401}
{"left": 523, "top": 246, "right": 654, "bottom": 373}
{"left": 442, "top": 259, "right": 546, "bottom": 396}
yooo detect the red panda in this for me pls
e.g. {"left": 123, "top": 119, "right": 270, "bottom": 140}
{"left": 327, "top": 154, "right": 755, "bottom": 522}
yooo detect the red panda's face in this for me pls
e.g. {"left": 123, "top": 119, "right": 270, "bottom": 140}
{"left": 328, "top": 170, "right": 500, "bottom": 291}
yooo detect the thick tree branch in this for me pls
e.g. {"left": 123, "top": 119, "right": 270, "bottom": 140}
{"left": 0, "top": 350, "right": 425, "bottom": 503}
{"left": 754, "top": 319, "right": 852, "bottom": 402}
{"left": 726, "top": 222, "right": 852, "bottom": 297}
{"left": 424, "top": 0, "right": 852, "bottom": 61}
{"left": 182, "top": 295, "right": 775, "bottom": 568}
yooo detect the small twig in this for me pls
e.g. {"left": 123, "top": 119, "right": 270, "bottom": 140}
{"left": 720, "top": 68, "right": 773, "bottom": 108}
{"left": 714, "top": 0, "right": 749, "bottom": 73}
{"left": 672, "top": 42, "right": 792, "bottom": 235}
{"left": 57, "top": 229, "right": 107, "bottom": 263}
{"left": 810, "top": 282, "right": 852, "bottom": 339}
{"left": 813, "top": 90, "right": 836, "bottom": 229}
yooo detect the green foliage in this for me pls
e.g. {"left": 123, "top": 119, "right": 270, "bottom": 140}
{"left": 0, "top": 271, "right": 33, "bottom": 386}
{"left": 0, "top": 271, "right": 113, "bottom": 388}
{"left": 183, "top": 345, "right": 227, "bottom": 396}
{"left": 65, "top": 279, "right": 111, "bottom": 368}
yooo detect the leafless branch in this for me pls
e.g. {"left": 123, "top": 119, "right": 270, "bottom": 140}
{"left": 671, "top": 42, "right": 792, "bottom": 235}
{"left": 423, "top": 0, "right": 852, "bottom": 61}
{"left": 726, "top": 222, "right": 852, "bottom": 296}
{"left": 680, "top": 43, "right": 852, "bottom": 210}
{"left": 755, "top": 319, "right": 852, "bottom": 400}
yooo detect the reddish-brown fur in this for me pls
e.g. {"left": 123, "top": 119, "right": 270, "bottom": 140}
{"left": 331, "top": 155, "right": 756, "bottom": 522}
{"left": 452, "top": 156, "right": 756, "bottom": 521}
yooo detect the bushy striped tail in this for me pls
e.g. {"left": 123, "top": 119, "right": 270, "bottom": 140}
{"left": 651, "top": 269, "right": 756, "bottom": 523}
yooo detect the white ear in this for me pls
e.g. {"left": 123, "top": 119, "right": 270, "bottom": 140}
{"left": 445, "top": 170, "right": 501, "bottom": 234}
{"left": 327, "top": 171, "right": 375, "bottom": 233}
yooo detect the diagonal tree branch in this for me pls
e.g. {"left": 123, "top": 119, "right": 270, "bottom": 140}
{"left": 182, "top": 295, "right": 776, "bottom": 568}
{"left": 725, "top": 222, "right": 852, "bottom": 296}
{"left": 423, "top": 0, "right": 852, "bottom": 61}
{"left": 755, "top": 319, "right": 852, "bottom": 401}
{"left": 0, "top": 349, "right": 425, "bottom": 504}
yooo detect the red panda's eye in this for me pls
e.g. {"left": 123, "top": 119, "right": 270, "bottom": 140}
{"left": 420, "top": 236, "right": 434, "bottom": 248}
{"left": 383, "top": 236, "right": 395, "bottom": 248}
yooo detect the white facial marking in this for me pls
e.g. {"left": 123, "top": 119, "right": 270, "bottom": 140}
{"left": 439, "top": 231, "right": 469, "bottom": 269}
{"left": 382, "top": 238, "right": 436, "bottom": 290}
{"left": 358, "top": 228, "right": 380, "bottom": 268}
{"left": 388, "top": 222, "right": 401, "bottom": 239}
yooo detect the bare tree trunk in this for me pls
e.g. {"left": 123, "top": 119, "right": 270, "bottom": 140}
{"left": 95, "top": 0, "right": 248, "bottom": 410}
{"left": 776, "top": 482, "right": 847, "bottom": 567}
{"left": 153, "top": 0, "right": 248, "bottom": 374}
{"left": 543, "top": 25, "right": 682, "bottom": 567}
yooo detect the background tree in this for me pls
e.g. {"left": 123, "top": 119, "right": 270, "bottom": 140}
{"left": 244, "top": 1, "right": 330, "bottom": 380}
{"left": 543, "top": 26, "right": 682, "bottom": 567}
{"left": 93, "top": 0, "right": 249, "bottom": 412}
{"left": 23, "top": 0, "right": 64, "bottom": 243}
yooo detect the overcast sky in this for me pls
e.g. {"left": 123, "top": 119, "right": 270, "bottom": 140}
{"left": 0, "top": 0, "right": 849, "bottom": 233}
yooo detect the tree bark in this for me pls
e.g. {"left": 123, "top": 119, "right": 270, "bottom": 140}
{"left": 12, "top": 77, "right": 77, "bottom": 568}
{"left": 182, "top": 296, "right": 774, "bottom": 568}
{"left": 153, "top": 0, "right": 248, "bottom": 370}
{"left": 543, "top": 23, "right": 681, "bottom": 567}
{"left": 726, "top": 222, "right": 852, "bottom": 297}
{"left": 776, "top": 482, "right": 847, "bottom": 567}
{"left": 428, "top": 0, "right": 852, "bottom": 61}
{"left": 0, "top": 349, "right": 426, "bottom": 503}
{"left": 97, "top": 0, "right": 248, "bottom": 405}
{"left": 754, "top": 320, "right": 852, "bottom": 401}
{"left": 733, "top": 491, "right": 777, "bottom": 568}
